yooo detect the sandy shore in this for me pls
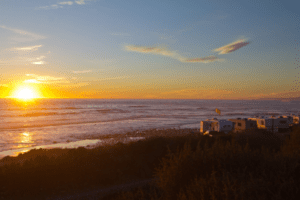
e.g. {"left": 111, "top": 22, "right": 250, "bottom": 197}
{"left": 0, "top": 128, "right": 199, "bottom": 166}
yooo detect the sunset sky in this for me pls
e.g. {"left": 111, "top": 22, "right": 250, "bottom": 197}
{"left": 0, "top": 0, "right": 299, "bottom": 99}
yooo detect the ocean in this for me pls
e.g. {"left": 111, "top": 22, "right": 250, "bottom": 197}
{"left": 0, "top": 99, "right": 299, "bottom": 158}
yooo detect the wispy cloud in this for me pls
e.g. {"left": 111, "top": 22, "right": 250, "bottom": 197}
{"left": 37, "top": 0, "right": 88, "bottom": 10}
{"left": 125, "top": 45, "right": 221, "bottom": 63}
{"left": 162, "top": 89, "right": 233, "bottom": 99}
{"left": 37, "top": 4, "right": 62, "bottom": 10}
{"left": 24, "top": 74, "right": 65, "bottom": 84}
{"left": 12, "top": 45, "right": 42, "bottom": 51}
{"left": 73, "top": 70, "right": 92, "bottom": 74}
{"left": 247, "top": 90, "right": 300, "bottom": 100}
{"left": 24, "top": 79, "right": 42, "bottom": 84}
{"left": 35, "top": 56, "right": 46, "bottom": 60}
{"left": 214, "top": 39, "right": 250, "bottom": 55}
{"left": 182, "top": 56, "right": 222, "bottom": 63}
{"left": 59, "top": 1, "right": 74, "bottom": 5}
{"left": 126, "top": 37, "right": 250, "bottom": 63}
{"left": 111, "top": 32, "right": 131, "bottom": 36}
{"left": 32, "top": 61, "right": 46, "bottom": 65}
{"left": 75, "top": 0, "right": 86, "bottom": 5}
{"left": 0, "top": 25, "right": 46, "bottom": 41}
{"left": 98, "top": 76, "right": 129, "bottom": 81}
{"left": 19, "top": 55, "right": 46, "bottom": 62}
{"left": 0, "top": 55, "right": 46, "bottom": 66}
{"left": 125, "top": 46, "right": 176, "bottom": 57}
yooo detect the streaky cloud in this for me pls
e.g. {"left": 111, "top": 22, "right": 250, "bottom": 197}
{"left": 75, "top": 0, "right": 86, "bottom": 5}
{"left": 25, "top": 74, "right": 65, "bottom": 84}
{"left": 98, "top": 76, "right": 129, "bottom": 81}
{"left": 0, "top": 55, "right": 46, "bottom": 65}
{"left": 162, "top": 89, "right": 233, "bottom": 99}
{"left": 0, "top": 25, "right": 46, "bottom": 41}
{"left": 32, "top": 61, "right": 45, "bottom": 65}
{"left": 24, "top": 79, "right": 42, "bottom": 84}
{"left": 73, "top": 70, "right": 92, "bottom": 74}
{"left": 214, "top": 39, "right": 250, "bottom": 54}
{"left": 37, "top": 5, "right": 63, "bottom": 10}
{"left": 37, "top": 0, "right": 88, "bottom": 10}
{"left": 182, "top": 56, "right": 222, "bottom": 63}
{"left": 13, "top": 45, "right": 42, "bottom": 51}
{"left": 125, "top": 45, "right": 220, "bottom": 63}
{"left": 111, "top": 32, "right": 131, "bottom": 36}
{"left": 59, "top": 1, "right": 74, "bottom": 5}
{"left": 125, "top": 45, "right": 176, "bottom": 57}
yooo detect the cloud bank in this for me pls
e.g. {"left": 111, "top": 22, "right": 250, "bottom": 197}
{"left": 214, "top": 39, "right": 250, "bottom": 54}
{"left": 125, "top": 45, "right": 220, "bottom": 63}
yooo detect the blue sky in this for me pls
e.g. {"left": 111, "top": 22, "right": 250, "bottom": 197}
{"left": 0, "top": 0, "right": 300, "bottom": 99}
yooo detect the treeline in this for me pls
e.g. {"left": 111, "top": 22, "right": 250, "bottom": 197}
{"left": 1, "top": 127, "right": 300, "bottom": 199}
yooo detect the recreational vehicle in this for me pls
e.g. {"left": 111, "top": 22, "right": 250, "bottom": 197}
{"left": 273, "top": 116, "right": 289, "bottom": 132}
{"left": 210, "top": 120, "right": 234, "bottom": 134}
{"left": 200, "top": 119, "right": 218, "bottom": 133}
{"left": 228, "top": 118, "right": 257, "bottom": 133}
{"left": 248, "top": 116, "right": 278, "bottom": 133}
{"left": 283, "top": 115, "right": 294, "bottom": 126}
{"left": 291, "top": 114, "right": 300, "bottom": 124}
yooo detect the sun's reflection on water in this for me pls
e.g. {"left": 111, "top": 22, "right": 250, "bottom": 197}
{"left": 14, "top": 132, "right": 35, "bottom": 149}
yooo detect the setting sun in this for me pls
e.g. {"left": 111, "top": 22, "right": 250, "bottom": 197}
{"left": 12, "top": 86, "right": 41, "bottom": 100}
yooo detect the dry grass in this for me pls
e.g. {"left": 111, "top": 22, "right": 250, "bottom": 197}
{"left": 111, "top": 127, "right": 300, "bottom": 200}
{"left": 1, "top": 127, "right": 300, "bottom": 200}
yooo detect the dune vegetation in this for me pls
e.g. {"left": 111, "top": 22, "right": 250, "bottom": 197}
{"left": 0, "top": 126, "right": 299, "bottom": 199}
{"left": 104, "top": 127, "right": 300, "bottom": 200}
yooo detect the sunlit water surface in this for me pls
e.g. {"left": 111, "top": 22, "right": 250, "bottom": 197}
{"left": 0, "top": 99, "right": 299, "bottom": 158}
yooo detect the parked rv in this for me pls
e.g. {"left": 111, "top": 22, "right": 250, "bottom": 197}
{"left": 210, "top": 120, "right": 234, "bottom": 134}
{"left": 228, "top": 118, "right": 257, "bottom": 133}
{"left": 248, "top": 116, "right": 278, "bottom": 133}
{"left": 200, "top": 119, "right": 217, "bottom": 133}
{"left": 283, "top": 115, "right": 294, "bottom": 126}
{"left": 273, "top": 116, "right": 289, "bottom": 132}
{"left": 291, "top": 114, "right": 300, "bottom": 124}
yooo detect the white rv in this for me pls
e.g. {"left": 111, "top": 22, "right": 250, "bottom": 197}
{"left": 270, "top": 116, "right": 289, "bottom": 132}
{"left": 210, "top": 120, "right": 234, "bottom": 134}
{"left": 248, "top": 116, "right": 278, "bottom": 132}
{"left": 283, "top": 115, "right": 294, "bottom": 126}
{"left": 200, "top": 119, "right": 218, "bottom": 133}
{"left": 291, "top": 114, "right": 300, "bottom": 124}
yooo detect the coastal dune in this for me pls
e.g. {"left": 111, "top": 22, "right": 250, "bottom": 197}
{"left": 0, "top": 126, "right": 300, "bottom": 199}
